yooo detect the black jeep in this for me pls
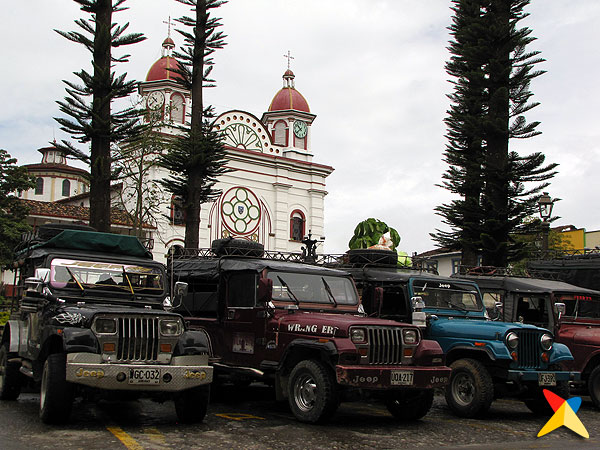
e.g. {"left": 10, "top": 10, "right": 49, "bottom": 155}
{"left": 0, "top": 225, "right": 213, "bottom": 424}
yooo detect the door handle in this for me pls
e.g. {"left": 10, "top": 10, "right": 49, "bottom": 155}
{"left": 227, "top": 309, "right": 236, "bottom": 320}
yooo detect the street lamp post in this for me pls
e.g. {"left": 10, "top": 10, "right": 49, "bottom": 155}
{"left": 537, "top": 192, "right": 555, "bottom": 255}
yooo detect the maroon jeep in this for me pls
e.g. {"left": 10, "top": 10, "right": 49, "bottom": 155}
{"left": 171, "top": 241, "right": 451, "bottom": 423}
{"left": 456, "top": 273, "right": 600, "bottom": 409}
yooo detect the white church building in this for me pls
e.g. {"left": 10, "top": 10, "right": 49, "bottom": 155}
{"left": 14, "top": 36, "right": 334, "bottom": 265}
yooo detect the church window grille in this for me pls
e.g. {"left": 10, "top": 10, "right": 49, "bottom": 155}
{"left": 171, "top": 93, "right": 185, "bottom": 124}
{"left": 35, "top": 178, "right": 44, "bottom": 195}
{"left": 62, "top": 179, "right": 71, "bottom": 197}
{"left": 273, "top": 120, "right": 287, "bottom": 146}
{"left": 290, "top": 210, "right": 305, "bottom": 242}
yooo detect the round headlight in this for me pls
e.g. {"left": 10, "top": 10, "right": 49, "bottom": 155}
{"left": 540, "top": 333, "right": 553, "bottom": 351}
{"left": 402, "top": 329, "right": 419, "bottom": 345}
{"left": 94, "top": 318, "right": 117, "bottom": 334}
{"left": 350, "top": 328, "right": 367, "bottom": 344}
{"left": 505, "top": 331, "right": 519, "bottom": 349}
{"left": 160, "top": 319, "right": 182, "bottom": 336}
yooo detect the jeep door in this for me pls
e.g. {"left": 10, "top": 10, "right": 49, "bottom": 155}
{"left": 222, "top": 271, "right": 266, "bottom": 367}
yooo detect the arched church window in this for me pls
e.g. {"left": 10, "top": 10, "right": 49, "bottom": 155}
{"left": 170, "top": 93, "right": 185, "bottom": 124}
{"left": 273, "top": 120, "right": 288, "bottom": 146}
{"left": 171, "top": 196, "right": 185, "bottom": 226}
{"left": 62, "top": 179, "right": 71, "bottom": 197}
{"left": 35, "top": 178, "right": 44, "bottom": 195}
{"left": 290, "top": 210, "right": 305, "bottom": 242}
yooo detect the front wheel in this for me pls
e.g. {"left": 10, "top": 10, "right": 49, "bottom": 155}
{"left": 445, "top": 358, "right": 493, "bottom": 418}
{"left": 588, "top": 365, "right": 600, "bottom": 410}
{"left": 385, "top": 389, "right": 434, "bottom": 420}
{"left": 0, "top": 342, "right": 23, "bottom": 401}
{"left": 39, "top": 353, "right": 74, "bottom": 424}
{"left": 287, "top": 360, "right": 338, "bottom": 424}
{"left": 174, "top": 385, "right": 210, "bottom": 423}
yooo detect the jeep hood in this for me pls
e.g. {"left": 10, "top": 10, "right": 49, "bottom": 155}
{"left": 428, "top": 317, "right": 548, "bottom": 340}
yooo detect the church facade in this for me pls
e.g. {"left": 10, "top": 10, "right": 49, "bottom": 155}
{"left": 137, "top": 38, "right": 333, "bottom": 261}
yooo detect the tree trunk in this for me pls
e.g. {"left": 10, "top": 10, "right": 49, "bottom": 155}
{"left": 89, "top": 0, "right": 113, "bottom": 232}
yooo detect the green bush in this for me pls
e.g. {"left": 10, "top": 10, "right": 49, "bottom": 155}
{"left": 0, "top": 310, "right": 9, "bottom": 327}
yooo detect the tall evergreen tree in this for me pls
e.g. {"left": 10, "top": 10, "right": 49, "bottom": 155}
{"left": 54, "top": 0, "right": 146, "bottom": 232}
{"left": 432, "top": 0, "right": 557, "bottom": 268}
{"left": 0, "top": 149, "right": 35, "bottom": 269}
{"left": 158, "top": 0, "right": 229, "bottom": 250}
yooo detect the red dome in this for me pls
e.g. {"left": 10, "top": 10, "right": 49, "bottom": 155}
{"left": 146, "top": 56, "right": 184, "bottom": 82}
{"left": 268, "top": 87, "right": 310, "bottom": 113}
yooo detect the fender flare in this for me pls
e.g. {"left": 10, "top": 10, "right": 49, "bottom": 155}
{"left": 279, "top": 338, "right": 338, "bottom": 372}
{"left": 445, "top": 345, "right": 498, "bottom": 364}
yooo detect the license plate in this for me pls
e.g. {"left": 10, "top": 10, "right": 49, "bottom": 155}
{"left": 129, "top": 368, "right": 161, "bottom": 385}
{"left": 538, "top": 373, "right": 556, "bottom": 386}
{"left": 391, "top": 370, "right": 414, "bottom": 386}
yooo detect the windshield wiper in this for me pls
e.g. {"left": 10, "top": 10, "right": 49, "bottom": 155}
{"left": 321, "top": 277, "right": 337, "bottom": 307}
{"left": 122, "top": 266, "right": 135, "bottom": 295}
{"left": 277, "top": 276, "right": 300, "bottom": 305}
{"left": 65, "top": 266, "right": 85, "bottom": 293}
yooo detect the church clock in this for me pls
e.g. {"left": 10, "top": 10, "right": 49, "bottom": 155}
{"left": 293, "top": 120, "right": 308, "bottom": 138}
{"left": 146, "top": 91, "right": 165, "bottom": 110}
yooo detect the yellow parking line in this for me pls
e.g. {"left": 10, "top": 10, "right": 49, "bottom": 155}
{"left": 106, "top": 426, "right": 145, "bottom": 450}
{"left": 144, "top": 427, "right": 167, "bottom": 445}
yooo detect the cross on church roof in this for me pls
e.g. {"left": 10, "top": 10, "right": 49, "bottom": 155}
{"left": 283, "top": 50, "right": 294, "bottom": 70}
{"left": 163, "top": 16, "right": 175, "bottom": 38}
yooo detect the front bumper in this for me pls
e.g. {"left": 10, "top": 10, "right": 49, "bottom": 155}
{"left": 66, "top": 353, "right": 213, "bottom": 391}
{"left": 506, "top": 369, "right": 580, "bottom": 383}
{"left": 336, "top": 364, "right": 451, "bottom": 389}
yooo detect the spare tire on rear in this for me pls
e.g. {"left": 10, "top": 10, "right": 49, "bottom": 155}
{"left": 347, "top": 249, "right": 398, "bottom": 266}
{"left": 211, "top": 238, "right": 264, "bottom": 257}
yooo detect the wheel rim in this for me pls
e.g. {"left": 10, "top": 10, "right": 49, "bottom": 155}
{"left": 293, "top": 373, "right": 318, "bottom": 412}
{"left": 452, "top": 372, "right": 475, "bottom": 407}
{"left": 40, "top": 361, "right": 48, "bottom": 409}
{"left": 591, "top": 374, "right": 600, "bottom": 402}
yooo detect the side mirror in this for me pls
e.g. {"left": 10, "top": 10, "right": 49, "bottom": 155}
{"left": 411, "top": 296, "right": 427, "bottom": 328}
{"left": 25, "top": 268, "right": 51, "bottom": 294}
{"left": 554, "top": 302, "right": 566, "bottom": 323}
{"left": 258, "top": 278, "right": 273, "bottom": 304}
{"left": 494, "top": 301, "right": 503, "bottom": 320}
{"left": 174, "top": 281, "right": 188, "bottom": 298}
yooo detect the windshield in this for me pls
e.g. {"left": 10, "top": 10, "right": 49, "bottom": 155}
{"left": 560, "top": 294, "right": 600, "bottom": 319}
{"left": 411, "top": 279, "right": 482, "bottom": 312}
{"left": 50, "top": 258, "right": 164, "bottom": 297}
{"left": 267, "top": 271, "right": 358, "bottom": 306}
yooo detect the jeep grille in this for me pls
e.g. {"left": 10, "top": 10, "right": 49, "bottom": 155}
{"left": 515, "top": 329, "right": 543, "bottom": 369}
{"left": 117, "top": 317, "right": 159, "bottom": 362}
{"left": 367, "top": 327, "right": 403, "bottom": 365}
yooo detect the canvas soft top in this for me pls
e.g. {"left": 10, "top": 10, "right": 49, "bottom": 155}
{"left": 456, "top": 274, "right": 600, "bottom": 296}
{"left": 172, "top": 257, "right": 352, "bottom": 279}
{"left": 20, "top": 229, "right": 153, "bottom": 260}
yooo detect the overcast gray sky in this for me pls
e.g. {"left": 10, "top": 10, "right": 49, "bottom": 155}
{"left": 2, "top": 1, "right": 600, "bottom": 255}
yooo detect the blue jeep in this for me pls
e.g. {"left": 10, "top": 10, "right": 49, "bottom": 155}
{"left": 348, "top": 266, "right": 579, "bottom": 417}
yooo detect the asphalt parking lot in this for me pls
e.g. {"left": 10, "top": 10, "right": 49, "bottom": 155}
{"left": 1, "top": 383, "right": 600, "bottom": 449}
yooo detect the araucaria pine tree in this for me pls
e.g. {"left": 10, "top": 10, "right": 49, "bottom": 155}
{"left": 158, "top": 0, "right": 230, "bottom": 250}
{"left": 432, "top": 0, "right": 558, "bottom": 268}
{"left": 54, "top": 0, "right": 146, "bottom": 232}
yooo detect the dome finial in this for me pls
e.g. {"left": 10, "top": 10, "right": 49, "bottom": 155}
{"left": 282, "top": 50, "right": 295, "bottom": 88}
{"left": 161, "top": 16, "right": 176, "bottom": 56}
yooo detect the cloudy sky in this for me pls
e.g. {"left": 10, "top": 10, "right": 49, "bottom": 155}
{"left": 2, "top": 1, "right": 600, "bottom": 255}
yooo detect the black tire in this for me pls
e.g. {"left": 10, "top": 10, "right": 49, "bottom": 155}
{"left": 385, "top": 389, "right": 434, "bottom": 420}
{"left": 211, "top": 238, "right": 264, "bottom": 257}
{"left": 174, "top": 385, "right": 210, "bottom": 424}
{"left": 445, "top": 359, "right": 494, "bottom": 418}
{"left": 588, "top": 365, "right": 600, "bottom": 410}
{"left": 39, "top": 353, "right": 74, "bottom": 424}
{"left": 347, "top": 249, "right": 398, "bottom": 266}
{"left": 0, "top": 342, "right": 23, "bottom": 401}
{"left": 287, "top": 359, "right": 338, "bottom": 424}
{"left": 525, "top": 381, "right": 570, "bottom": 415}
